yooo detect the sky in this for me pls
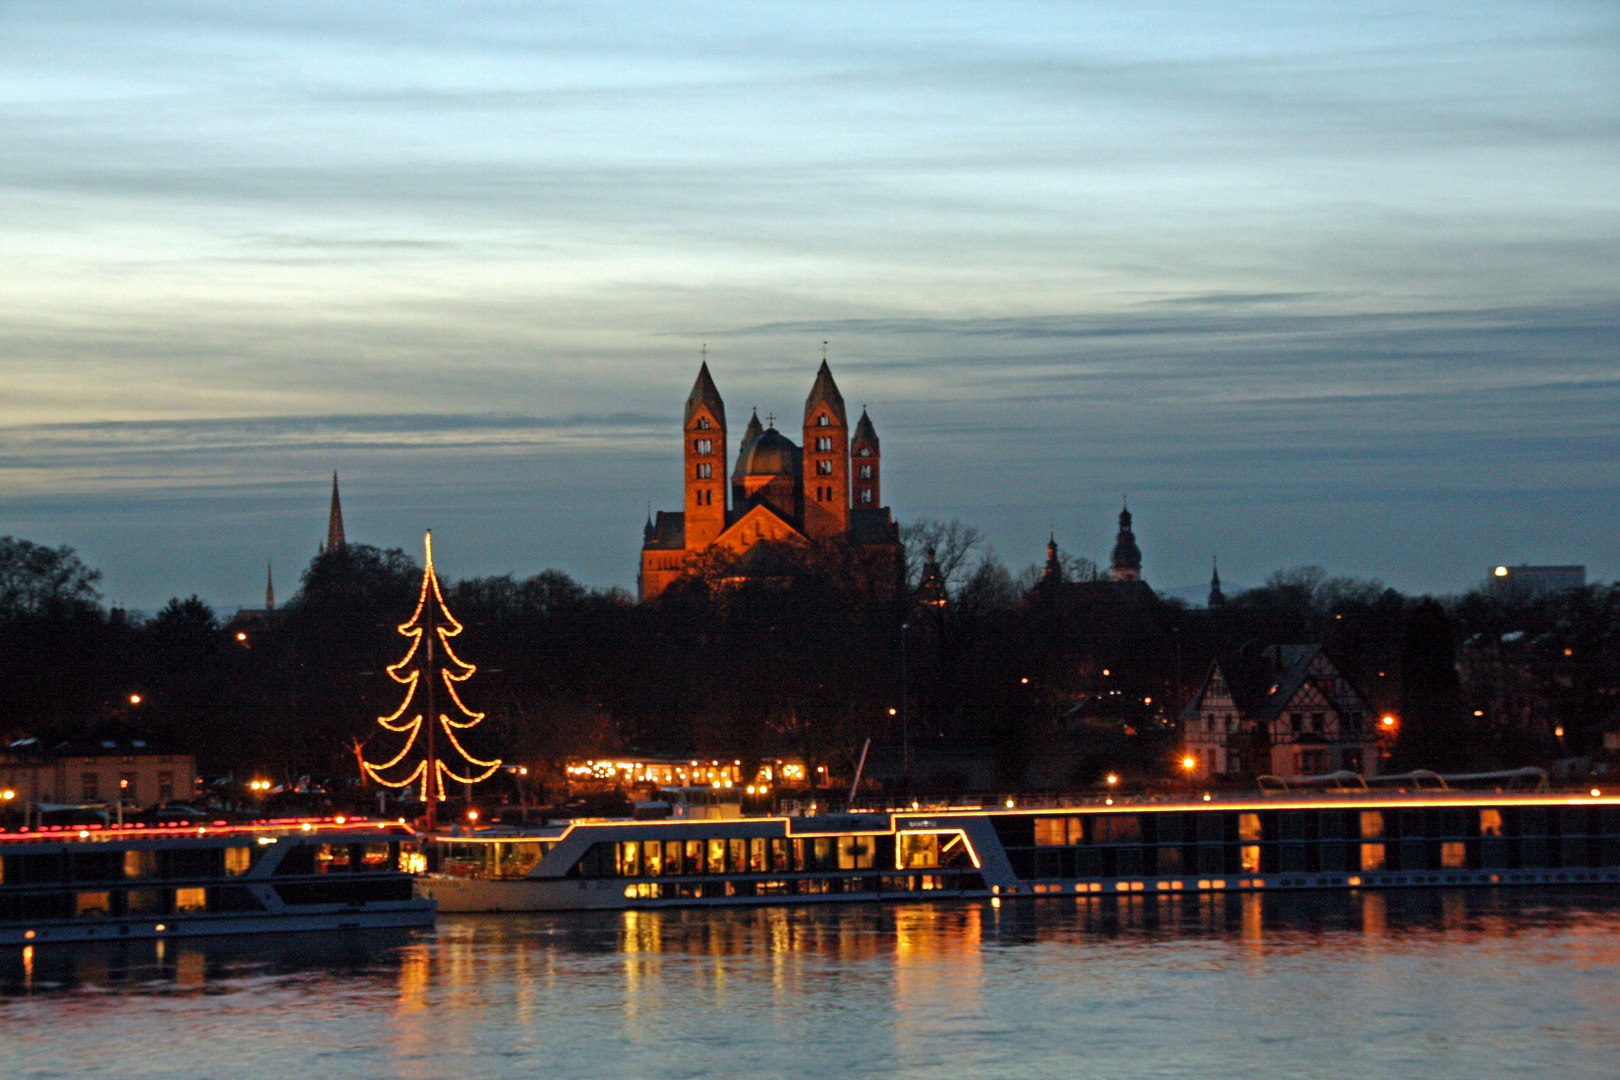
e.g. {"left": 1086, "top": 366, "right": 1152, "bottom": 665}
{"left": 1, "top": 0, "right": 1616, "bottom": 612}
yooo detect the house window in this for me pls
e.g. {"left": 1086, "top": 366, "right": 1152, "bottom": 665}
{"left": 816, "top": 460, "right": 832, "bottom": 475}
{"left": 694, "top": 439, "right": 712, "bottom": 455}
{"left": 859, "top": 465, "right": 872, "bottom": 479}
{"left": 696, "top": 463, "right": 712, "bottom": 478}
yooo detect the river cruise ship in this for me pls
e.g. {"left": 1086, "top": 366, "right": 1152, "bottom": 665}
{"left": 417, "top": 788, "right": 1620, "bottom": 912}
{"left": 0, "top": 816, "right": 434, "bottom": 946}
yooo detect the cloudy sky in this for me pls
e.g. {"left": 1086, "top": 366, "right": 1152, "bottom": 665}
{"left": 2, "top": 0, "right": 1616, "bottom": 610}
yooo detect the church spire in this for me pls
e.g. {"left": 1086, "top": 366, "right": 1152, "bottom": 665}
{"left": 685, "top": 361, "right": 726, "bottom": 428}
{"left": 327, "top": 471, "right": 346, "bottom": 552}
{"left": 1042, "top": 530, "right": 1063, "bottom": 584}
{"left": 1208, "top": 557, "right": 1226, "bottom": 608}
{"left": 804, "top": 359, "right": 847, "bottom": 426}
{"left": 266, "top": 561, "right": 275, "bottom": 611}
{"left": 1109, "top": 499, "right": 1142, "bottom": 582}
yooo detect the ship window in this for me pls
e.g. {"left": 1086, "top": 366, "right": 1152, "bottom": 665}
{"left": 709, "top": 838, "right": 727, "bottom": 873}
{"left": 838, "top": 835, "right": 875, "bottom": 870}
{"left": 1238, "top": 814, "right": 1262, "bottom": 843}
{"left": 126, "top": 888, "right": 164, "bottom": 915}
{"left": 315, "top": 844, "right": 351, "bottom": 873}
{"left": 729, "top": 837, "right": 748, "bottom": 873}
{"left": 75, "top": 891, "right": 112, "bottom": 918}
{"left": 618, "top": 842, "right": 641, "bottom": 877}
{"left": 223, "top": 846, "right": 254, "bottom": 876}
{"left": 685, "top": 840, "right": 706, "bottom": 875}
{"left": 749, "top": 838, "right": 767, "bottom": 873}
{"left": 1100, "top": 816, "right": 1141, "bottom": 844}
{"left": 361, "top": 843, "right": 395, "bottom": 871}
{"left": 1156, "top": 847, "right": 1183, "bottom": 874}
{"left": 1240, "top": 846, "right": 1261, "bottom": 873}
{"left": 643, "top": 842, "right": 664, "bottom": 877}
{"left": 174, "top": 887, "right": 208, "bottom": 913}
{"left": 1359, "top": 843, "right": 1386, "bottom": 871}
{"left": 1360, "top": 811, "right": 1384, "bottom": 839}
{"left": 1034, "top": 818, "right": 1068, "bottom": 846}
{"left": 1441, "top": 842, "right": 1467, "bottom": 869}
{"left": 124, "top": 849, "right": 160, "bottom": 879}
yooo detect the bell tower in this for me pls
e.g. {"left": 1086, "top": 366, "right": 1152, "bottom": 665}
{"left": 850, "top": 407, "right": 880, "bottom": 510}
{"left": 683, "top": 362, "right": 728, "bottom": 548}
{"left": 801, "top": 360, "right": 849, "bottom": 539}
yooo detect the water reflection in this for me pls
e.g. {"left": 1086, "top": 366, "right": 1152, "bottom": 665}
{"left": 3, "top": 890, "right": 1618, "bottom": 1080}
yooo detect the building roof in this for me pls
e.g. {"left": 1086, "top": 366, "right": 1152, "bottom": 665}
{"left": 803, "top": 360, "right": 847, "bottom": 426}
{"left": 643, "top": 511, "right": 686, "bottom": 550}
{"left": 685, "top": 362, "right": 726, "bottom": 427}
{"left": 736, "top": 427, "right": 800, "bottom": 478}
{"left": 1179, "top": 644, "right": 1328, "bottom": 722}
{"left": 852, "top": 408, "right": 879, "bottom": 450}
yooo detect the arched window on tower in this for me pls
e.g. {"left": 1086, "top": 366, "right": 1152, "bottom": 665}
{"left": 817, "top": 415, "right": 830, "bottom": 427}
{"left": 697, "top": 417, "right": 711, "bottom": 430}
{"left": 696, "top": 463, "right": 712, "bottom": 479}
{"left": 816, "top": 460, "right": 832, "bottom": 475}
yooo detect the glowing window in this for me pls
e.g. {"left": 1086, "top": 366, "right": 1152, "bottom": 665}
{"left": 1359, "top": 843, "right": 1386, "bottom": 871}
{"left": 174, "top": 887, "right": 208, "bottom": 913}
{"left": 1479, "top": 809, "right": 1503, "bottom": 837}
{"left": 1441, "top": 842, "right": 1467, "bottom": 869}
{"left": 124, "top": 849, "right": 159, "bottom": 879}
{"left": 1240, "top": 846, "right": 1261, "bottom": 873}
{"left": 75, "top": 891, "right": 112, "bottom": 917}
{"left": 1360, "top": 811, "right": 1384, "bottom": 839}
{"left": 224, "top": 846, "right": 253, "bottom": 876}
{"left": 1238, "top": 813, "right": 1262, "bottom": 843}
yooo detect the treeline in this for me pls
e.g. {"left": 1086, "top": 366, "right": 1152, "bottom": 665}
{"left": 1, "top": 531, "right": 1616, "bottom": 788}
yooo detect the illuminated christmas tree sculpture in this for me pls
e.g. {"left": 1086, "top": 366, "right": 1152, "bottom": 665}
{"left": 361, "top": 531, "right": 500, "bottom": 823}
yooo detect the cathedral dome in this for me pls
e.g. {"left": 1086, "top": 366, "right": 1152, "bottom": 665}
{"left": 738, "top": 428, "right": 799, "bottom": 478}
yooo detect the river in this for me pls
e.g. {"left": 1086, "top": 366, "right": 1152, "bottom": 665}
{"left": 4, "top": 887, "right": 1617, "bottom": 1079}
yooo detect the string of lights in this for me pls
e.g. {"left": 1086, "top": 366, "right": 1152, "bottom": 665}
{"left": 360, "top": 532, "right": 501, "bottom": 803}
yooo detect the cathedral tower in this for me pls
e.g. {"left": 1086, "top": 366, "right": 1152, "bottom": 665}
{"left": 851, "top": 407, "right": 881, "bottom": 510}
{"left": 683, "top": 362, "right": 728, "bottom": 548}
{"left": 801, "top": 360, "right": 849, "bottom": 540}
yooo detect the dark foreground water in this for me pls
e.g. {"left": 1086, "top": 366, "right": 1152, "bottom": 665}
{"left": 3, "top": 888, "right": 1618, "bottom": 1079}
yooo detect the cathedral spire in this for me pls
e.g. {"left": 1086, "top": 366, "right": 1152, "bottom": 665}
{"left": 803, "top": 359, "right": 847, "bottom": 426}
{"left": 685, "top": 361, "right": 726, "bottom": 428}
{"left": 327, "top": 471, "right": 346, "bottom": 552}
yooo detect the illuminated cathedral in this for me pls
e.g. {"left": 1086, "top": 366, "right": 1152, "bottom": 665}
{"left": 639, "top": 361, "right": 901, "bottom": 600}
